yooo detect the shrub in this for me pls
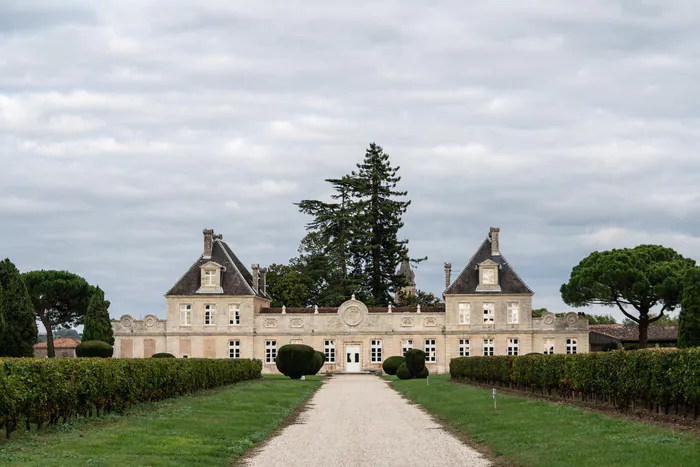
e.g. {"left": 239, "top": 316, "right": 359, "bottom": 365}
{"left": 75, "top": 340, "right": 113, "bottom": 358}
{"left": 275, "top": 344, "right": 315, "bottom": 379}
{"left": 404, "top": 349, "right": 426, "bottom": 377}
{"left": 305, "top": 351, "right": 325, "bottom": 375}
{"left": 382, "top": 356, "right": 405, "bottom": 375}
{"left": 396, "top": 363, "right": 412, "bottom": 380}
{"left": 415, "top": 366, "right": 429, "bottom": 379}
{"left": 151, "top": 353, "right": 176, "bottom": 358}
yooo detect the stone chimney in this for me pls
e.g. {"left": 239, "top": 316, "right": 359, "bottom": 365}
{"left": 444, "top": 262, "right": 452, "bottom": 289}
{"left": 490, "top": 227, "right": 500, "bottom": 256}
{"left": 203, "top": 229, "right": 214, "bottom": 258}
{"left": 251, "top": 264, "right": 259, "bottom": 293}
{"left": 260, "top": 267, "right": 268, "bottom": 295}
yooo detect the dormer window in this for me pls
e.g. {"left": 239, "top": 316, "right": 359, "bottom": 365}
{"left": 204, "top": 270, "right": 216, "bottom": 286}
{"left": 476, "top": 259, "right": 501, "bottom": 292}
{"left": 197, "top": 261, "right": 224, "bottom": 294}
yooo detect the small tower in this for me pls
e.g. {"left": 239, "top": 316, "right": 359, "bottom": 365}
{"left": 396, "top": 259, "right": 416, "bottom": 304}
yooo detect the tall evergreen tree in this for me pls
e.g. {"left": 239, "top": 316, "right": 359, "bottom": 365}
{"left": 82, "top": 286, "right": 114, "bottom": 345}
{"left": 351, "top": 143, "right": 419, "bottom": 305}
{"left": 0, "top": 286, "right": 5, "bottom": 341}
{"left": 679, "top": 267, "right": 700, "bottom": 348}
{"left": 0, "top": 259, "right": 39, "bottom": 357}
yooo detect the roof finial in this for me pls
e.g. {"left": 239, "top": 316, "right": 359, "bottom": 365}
{"left": 351, "top": 293, "right": 356, "bottom": 301}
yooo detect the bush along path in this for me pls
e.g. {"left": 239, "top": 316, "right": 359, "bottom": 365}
{"left": 0, "top": 358, "right": 261, "bottom": 439}
{"left": 0, "top": 375, "right": 323, "bottom": 466}
{"left": 391, "top": 374, "right": 700, "bottom": 467}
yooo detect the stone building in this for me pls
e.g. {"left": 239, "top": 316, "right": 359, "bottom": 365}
{"left": 112, "top": 227, "right": 589, "bottom": 373}
{"left": 33, "top": 337, "right": 81, "bottom": 358}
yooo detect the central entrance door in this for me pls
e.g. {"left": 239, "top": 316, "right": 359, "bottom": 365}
{"left": 345, "top": 345, "right": 361, "bottom": 373}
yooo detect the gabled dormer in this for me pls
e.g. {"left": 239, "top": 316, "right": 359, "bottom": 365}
{"left": 476, "top": 259, "right": 501, "bottom": 292}
{"left": 197, "top": 261, "right": 225, "bottom": 294}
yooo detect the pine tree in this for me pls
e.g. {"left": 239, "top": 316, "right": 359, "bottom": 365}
{"left": 0, "top": 286, "right": 5, "bottom": 340}
{"left": 0, "top": 259, "right": 39, "bottom": 357}
{"left": 351, "top": 143, "right": 420, "bottom": 305}
{"left": 679, "top": 267, "right": 700, "bottom": 348}
{"left": 82, "top": 286, "right": 114, "bottom": 345}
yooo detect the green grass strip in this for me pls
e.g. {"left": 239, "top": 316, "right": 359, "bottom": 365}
{"left": 0, "top": 375, "right": 323, "bottom": 466}
{"left": 391, "top": 375, "right": 700, "bottom": 467}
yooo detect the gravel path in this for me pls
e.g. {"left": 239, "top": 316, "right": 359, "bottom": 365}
{"left": 242, "top": 375, "right": 491, "bottom": 467}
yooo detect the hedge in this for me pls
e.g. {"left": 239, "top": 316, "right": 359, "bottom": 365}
{"left": 396, "top": 363, "right": 412, "bottom": 380}
{"left": 275, "top": 344, "right": 315, "bottom": 379}
{"left": 0, "top": 357, "right": 262, "bottom": 439}
{"left": 404, "top": 349, "right": 426, "bottom": 377}
{"left": 450, "top": 349, "right": 700, "bottom": 418}
{"left": 382, "top": 356, "right": 405, "bottom": 375}
{"left": 75, "top": 340, "right": 113, "bottom": 358}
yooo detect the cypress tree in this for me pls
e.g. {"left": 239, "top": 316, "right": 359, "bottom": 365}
{"left": 82, "top": 286, "right": 114, "bottom": 345}
{"left": 0, "top": 286, "right": 5, "bottom": 339}
{"left": 679, "top": 267, "right": 700, "bottom": 348}
{"left": 0, "top": 259, "right": 39, "bottom": 357}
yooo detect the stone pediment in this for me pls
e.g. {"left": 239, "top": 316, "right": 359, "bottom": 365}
{"left": 337, "top": 296, "right": 369, "bottom": 327}
{"left": 479, "top": 259, "right": 498, "bottom": 267}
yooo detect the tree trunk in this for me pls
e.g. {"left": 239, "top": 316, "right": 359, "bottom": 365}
{"left": 639, "top": 314, "right": 649, "bottom": 349}
{"left": 44, "top": 319, "right": 56, "bottom": 358}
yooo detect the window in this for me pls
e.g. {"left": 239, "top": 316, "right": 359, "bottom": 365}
{"left": 265, "top": 340, "right": 277, "bottom": 363}
{"left": 204, "top": 304, "right": 216, "bottom": 325}
{"left": 507, "top": 302, "right": 520, "bottom": 324}
{"left": 371, "top": 340, "right": 383, "bottom": 363}
{"left": 424, "top": 339, "right": 436, "bottom": 363}
{"left": 180, "top": 304, "right": 191, "bottom": 326}
{"left": 507, "top": 338, "right": 519, "bottom": 356}
{"left": 401, "top": 339, "right": 413, "bottom": 356}
{"left": 204, "top": 269, "right": 216, "bottom": 286}
{"left": 483, "top": 303, "right": 495, "bottom": 323}
{"left": 458, "top": 303, "right": 470, "bottom": 324}
{"left": 483, "top": 338, "right": 494, "bottom": 356}
{"left": 324, "top": 340, "right": 336, "bottom": 363}
{"left": 482, "top": 267, "right": 496, "bottom": 285}
{"left": 543, "top": 339, "right": 555, "bottom": 355}
{"left": 459, "top": 339, "right": 470, "bottom": 357}
{"left": 566, "top": 338, "right": 577, "bottom": 354}
{"left": 228, "top": 304, "right": 240, "bottom": 325}
{"left": 228, "top": 340, "right": 240, "bottom": 359}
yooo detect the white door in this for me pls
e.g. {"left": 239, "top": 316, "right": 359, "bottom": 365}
{"left": 345, "top": 345, "right": 361, "bottom": 373}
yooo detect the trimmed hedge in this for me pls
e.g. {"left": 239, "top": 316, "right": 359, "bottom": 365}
{"left": 0, "top": 357, "right": 262, "bottom": 439}
{"left": 75, "top": 340, "right": 113, "bottom": 358}
{"left": 151, "top": 353, "right": 176, "bottom": 358}
{"left": 305, "top": 351, "right": 325, "bottom": 376}
{"left": 415, "top": 366, "right": 429, "bottom": 379}
{"left": 396, "top": 363, "right": 412, "bottom": 380}
{"left": 450, "top": 349, "right": 700, "bottom": 417}
{"left": 382, "top": 356, "right": 405, "bottom": 375}
{"left": 275, "top": 344, "right": 316, "bottom": 379}
{"left": 404, "top": 349, "right": 426, "bottom": 377}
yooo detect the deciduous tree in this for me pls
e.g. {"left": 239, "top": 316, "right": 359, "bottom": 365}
{"left": 679, "top": 267, "right": 700, "bottom": 348}
{"left": 22, "top": 270, "right": 94, "bottom": 358}
{"left": 82, "top": 286, "right": 114, "bottom": 345}
{"left": 265, "top": 263, "right": 309, "bottom": 308}
{"left": 0, "top": 259, "right": 38, "bottom": 357}
{"left": 561, "top": 245, "right": 694, "bottom": 348}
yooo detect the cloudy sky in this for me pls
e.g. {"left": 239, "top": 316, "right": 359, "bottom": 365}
{"left": 2, "top": 0, "right": 699, "bottom": 323}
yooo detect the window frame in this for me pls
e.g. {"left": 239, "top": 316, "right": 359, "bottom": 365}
{"left": 566, "top": 337, "right": 578, "bottom": 354}
{"left": 324, "top": 340, "right": 336, "bottom": 363}
{"left": 458, "top": 302, "right": 470, "bottom": 325}
{"left": 204, "top": 304, "right": 216, "bottom": 325}
{"left": 180, "top": 304, "right": 192, "bottom": 326}
{"left": 265, "top": 340, "right": 277, "bottom": 363}
{"left": 203, "top": 269, "right": 216, "bottom": 286}
{"left": 483, "top": 303, "right": 495, "bottom": 324}
{"left": 507, "top": 301, "right": 520, "bottom": 324}
{"left": 543, "top": 338, "right": 555, "bottom": 355}
{"left": 401, "top": 339, "right": 413, "bottom": 356}
{"left": 483, "top": 338, "right": 494, "bottom": 356}
{"left": 370, "top": 339, "right": 383, "bottom": 363}
{"left": 228, "top": 304, "right": 240, "bottom": 325}
{"left": 228, "top": 340, "right": 240, "bottom": 359}
{"left": 458, "top": 338, "right": 470, "bottom": 357}
{"left": 507, "top": 338, "right": 519, "bottom": 356}
{"left": 424, "top": 338, "right": 437, "bottom": 363}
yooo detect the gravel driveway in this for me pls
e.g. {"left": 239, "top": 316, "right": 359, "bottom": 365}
{"left": 242, "top": 375, "right": 491, "bottom": 467}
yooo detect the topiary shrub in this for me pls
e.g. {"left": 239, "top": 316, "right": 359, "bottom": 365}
{"left": 382, "top": 356, "right": 405, "bottom": 375}
{"left": 151, "top": 353, "right": 176, "bottom": 358}
{"left": 305, "top": 351, "right": 325, "bottom": 375}
{"left": 75, "top": 340, "right": 113, "bottom": 358}
{"left": 396, "top": 363, "right": 412, "bottom": 380}
{"left": 415, "top": 366, "right": 429, "bottom": 379}
{"left": 275, "top": 344, "right": 316, "bottom": 379}
{"left": 404, "top": 349, "right": 426, "bottom": 377}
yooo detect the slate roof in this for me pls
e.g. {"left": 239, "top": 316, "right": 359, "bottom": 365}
{"left": 589, "top": 325, "right": 678, "bottom": 342}
{"left": 166, "top": 238, "right": 270, "bottom": 298}
{"left": 397, "top": 259, "right": 415, "bottom": 284}
{"left": 444, "top": 235, "right": 533, "bottom": 295}
{"left": 33, "top": 338, "right": 81, "bottom": 349}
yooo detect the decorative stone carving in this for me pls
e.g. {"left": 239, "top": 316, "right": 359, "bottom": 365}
{"left": 367, "top": 316, "right": 380, "bottom": 327}
{"left": 120, "top": 315, "right": 134, "bottom": 328}
{"left": 424, "top": 317, "right": 437, "bottom": 327}
{"left": 328, "top": 317, "right": 342, "bottom": 328}
{"left": 543, "top": 313, "right": 555, "bottom": 326}
{"left": 263, "top": 318, "right": 278, "bottom": 328}
{"left": 343, "top": 305, "right": 363, "bottom": 326}
{"left": 566, "top": 312, "right": 578, "bottom": 325}
{"left": 401, "top": 317, "right": 414, "bottom": 327}
{"left": 144, "top": 315, "right": 157, "bottom": 327}
{"left": 290, "top": 318, "right": 304, "bottom": 328}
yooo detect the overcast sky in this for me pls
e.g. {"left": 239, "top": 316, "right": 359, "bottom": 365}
{"left": 2, "top": 0, "right": 699, "bottom": 323}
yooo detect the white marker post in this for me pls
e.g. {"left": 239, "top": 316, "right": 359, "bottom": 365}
{"left": 492, "top": 388, "right": 497, "bottom": 410}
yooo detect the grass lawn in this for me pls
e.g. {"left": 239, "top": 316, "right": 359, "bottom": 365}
{"left": 390, "top": 374, "right": 700, "bottom": 467}
{"left": 0, "top": 375, "right": 323, "bottom": 466}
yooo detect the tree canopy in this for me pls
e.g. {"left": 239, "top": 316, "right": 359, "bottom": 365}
{"left": 678, "top": 267, "right": 700, "bottom": 348}
{"left": 0, "top": 258, "right": 38, "bottom": 357}
{"left": 82, "top": 286, "right": 114, "bottom": 345}
{"left": 395, "top": 289, "right": 443, "bottom": 308}
{"left": 561, "top": 245, "right": 695, "bottom": 348}
{"left": 22, "top": 270, "right": 94, "bottom": 358}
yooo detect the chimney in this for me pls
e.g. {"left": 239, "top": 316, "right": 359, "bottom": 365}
{"left": 490, "top": 227, "right": 500, "bottom": 256}
{"left": 260, "top": 267, "right": 268, "bottom": 295}
{"left": 251, "top": 264, "right": 259, "bottom": 293}
{"left": 444, "top": 262, "right": 452, "bottom": 289}
{"left": 203, "top": 229, "right": 214, "bottom": 258}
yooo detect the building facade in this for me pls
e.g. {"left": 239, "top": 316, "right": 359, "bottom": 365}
{"left": 112, "top": 227, "right": 589, "bottom": 373}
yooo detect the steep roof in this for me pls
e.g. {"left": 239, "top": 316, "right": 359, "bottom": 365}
{"left": 166, "top": 238, "right": 269, "bottom": 298}
{"left": 397, "top": 259, "right": 415, "bottom": 285}
{"left": 589, "top": 325, "right": 678, "bottom": 342}
{"left": 445, "top": 235, "right": 533, "bottom": 295}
